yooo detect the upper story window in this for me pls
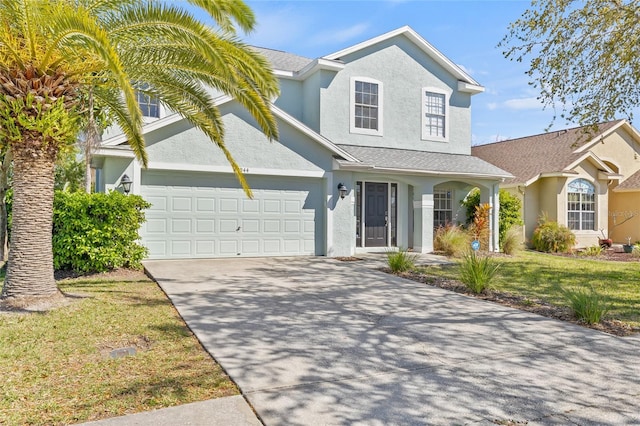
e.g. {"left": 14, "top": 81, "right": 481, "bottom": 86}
{"left": 350, "top": 77, "right": 383, "bottom": 136}
{"left": 135, "top": 83, "right": 160, "bottom": 118}
{"left": 422, "top": 88, "right": 447, "bottom": 141}
{"left": 567, "top": 178, "right": 595, "bottom": 231}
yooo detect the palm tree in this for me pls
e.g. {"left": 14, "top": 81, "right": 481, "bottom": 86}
{"left": 0, "top": 0, "right": 279, "bottom": 302}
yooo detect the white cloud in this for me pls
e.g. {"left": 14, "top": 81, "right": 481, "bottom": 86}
{"left": 309, "top": 23, "right": 371, "bottom": 46}
{"left": 487, "top": 102, "right": 498, "bottom": 111}
{"left": 503, "top": 97, "right": 543, "bottom": 110}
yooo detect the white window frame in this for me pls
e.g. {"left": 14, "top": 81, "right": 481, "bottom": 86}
{"left": 421, "top": 87, "right": 449, "bottom": 142}
{"left": 433, "top": 188, "right": 453, "bottom": 228}
{"left": 567, "top": 178, "right": 596, "bottom": 231}
{"left": 350, "top": 77, "right": 383, "bottom": 136}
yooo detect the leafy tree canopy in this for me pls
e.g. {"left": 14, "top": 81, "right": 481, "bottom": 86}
{"left": 501, "top": 0, "right": 640, "bottom": 129}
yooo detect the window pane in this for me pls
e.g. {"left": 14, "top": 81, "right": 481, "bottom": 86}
{"left": 567, "top": 179, "right": 596, "bottom": 230}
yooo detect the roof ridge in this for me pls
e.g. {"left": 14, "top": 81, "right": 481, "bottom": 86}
{"left": 473, "top": 119, "right": 624, "bottom": 148}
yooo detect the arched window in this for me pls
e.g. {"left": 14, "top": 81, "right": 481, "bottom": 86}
{"left": 567, "top": 179, "right": 595, "bottom": 231}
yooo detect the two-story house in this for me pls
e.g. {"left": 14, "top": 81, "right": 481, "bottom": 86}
{"left": 95, "top": 26, "right": 511, "bottom": 259}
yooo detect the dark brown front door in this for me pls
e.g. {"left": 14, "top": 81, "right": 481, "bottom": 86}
{"left": 365, "top": 182, "right": 388, "bottom": 247}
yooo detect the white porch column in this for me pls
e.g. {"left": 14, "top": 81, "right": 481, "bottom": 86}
{"left": 413, "top": 192, "right": 434, "bottom": 253}
{"left": 132, "top": 158, "right": 142, "bottom": 196}
{"left": 325, "top": 172, "right": 335, "bottom": 256}
{"left": 490, "top": 183, "right": 500, "bottom": 252}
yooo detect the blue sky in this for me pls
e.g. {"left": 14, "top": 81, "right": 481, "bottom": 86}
{"left": 238, "top": 0, "right": 556, "bottom": 146}
{"left": 191, "top": 0, "right": 613, "bottom": 145}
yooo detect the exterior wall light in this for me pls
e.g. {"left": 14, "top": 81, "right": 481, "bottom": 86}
{"left": 337, "top": 183, "right": 347, "bottom": 199}
{"left": 120, "top": 174, "right": 132, "bottom": 195}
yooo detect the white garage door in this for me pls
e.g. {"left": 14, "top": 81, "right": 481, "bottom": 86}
{"left": 140, "top": 171, "right": 324, "bottom": 259}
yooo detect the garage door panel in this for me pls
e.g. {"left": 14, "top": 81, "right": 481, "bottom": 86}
{"left": 172, "top": 197, "right": 192, "bottom": 212}
{"left": 171, "top": 219, "right": 191, "bottom": 233}
{"left": 141, "top": 171, "right": 322, "bottom": 259}
{"left": 196, "top": 198, "right": 215, "bottom": 212}
{"left": 171, "top": 240, "right": 191, "bottom": 256}
{"left": 196, "top": 219, "right": 215, "bottom": 233}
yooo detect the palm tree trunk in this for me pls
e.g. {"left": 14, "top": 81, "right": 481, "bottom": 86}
{"left": 1, "top": 147, "right": 58, "bottom": 299}
{"left": 0, "top": 149, "right": 11, "bottom": 261}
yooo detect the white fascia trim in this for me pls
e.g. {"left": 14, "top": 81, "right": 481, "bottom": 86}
{"left": 598, "top": 171, "right": 623, "bottom": 180}
{"left": 337, "top": 163, "right": 511, "bottom": 180}
{"left": 101, "top": 95, "right": 234, "bottom": 147}
{"left": 272, "top": 60, "right": 345, "bottom": 81}
{"left": 296, "top": 59, "right": 345, "bottom": 79}
{"left": 147, "top": 161, "right": 325, "bottom": 178}
{"left": 270, "top": 104, "right": 360, "bottom": 162}
{"left": 565, "top": 151, "right": 616, "bottom": 173}
{"left": 458, "top": 81, "right": 485, "bottom": 95}
{"left": 102, "top": 113, "right": 185, "bottom": 146}
{"left": 325, "top": 26, "right": 482, "bottom": 88}
{"left": 95, "top": 147, "right": 135, "bottom": 158}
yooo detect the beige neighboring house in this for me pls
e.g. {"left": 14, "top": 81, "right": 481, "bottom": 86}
{"left": 472, "top": 120, "right": 640, "bottom": 247}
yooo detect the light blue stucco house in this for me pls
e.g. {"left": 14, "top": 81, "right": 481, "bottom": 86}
{"left": 95, "top": 26, "right": 511, "bottom": 259}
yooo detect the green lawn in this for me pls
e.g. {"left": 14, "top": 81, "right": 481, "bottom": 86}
{"left": 416, "top": 250, "right": 640, "bottom": 328}
{"left": 0, "top": 274, "right": 237, "bottom": 425}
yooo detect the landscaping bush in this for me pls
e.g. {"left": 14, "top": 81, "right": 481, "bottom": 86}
{"left": 462, "top": 188, "right": 523, "bottom": 251}
{"left": 501, "top": 225, "right": 522, "bottom": 255}
{"left": 386, "top": 249, "right": 418, "bottom": 273}
{"left": 469, "top": 203, "right": 491, "bottom": 251}
{"left": 53, "top": 191, "right": 151, "bottom": 273}
{"left": 434, "top": 225, "right": 470, "bottom": 257}
{"left": 458, "top": 250, "right": 500, "bottom": 294}
{"left": 579, "top": 245, "right": 603, "bottom": 257}
{"left": 561, "top": 286, "right": 610, "bottom": 324}
{"left": 531, "top": 216, "right": 576, "bottom": 253}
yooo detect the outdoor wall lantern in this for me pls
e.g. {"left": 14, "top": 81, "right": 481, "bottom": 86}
{"left": 337, "top": 183, "right": 347, "bottom": 199}
{"left": 120, "top": 174, "right": 132, "bottom": 195}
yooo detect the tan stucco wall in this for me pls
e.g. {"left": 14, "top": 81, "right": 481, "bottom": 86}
{"left": 609, "top": 191, "right": 640, "bottom": 244}
{"left": 589, "top": 126, "right": 640, "bottom": 177}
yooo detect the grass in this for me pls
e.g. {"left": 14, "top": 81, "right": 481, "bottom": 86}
{"left": 416, "top": 250, "right": 640, "bottom": 328}
{"left": 0, "top": 274, "right": 237, "bottom": 425}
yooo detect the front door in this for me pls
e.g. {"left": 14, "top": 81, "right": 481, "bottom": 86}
{"left": 365, "top": 182, "right": 388, "bottom": 247}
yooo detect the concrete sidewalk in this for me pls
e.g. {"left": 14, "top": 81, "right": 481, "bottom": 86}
{"left": 139, "top": 256, "right": 640, "bottom": 425}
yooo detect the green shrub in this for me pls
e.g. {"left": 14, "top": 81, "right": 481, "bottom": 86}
{"left": 561, "top": 286, "right": 610, "bottom": 324}
{"left": 386, "top": 249, "right": 418, "bottom": 273}
{"left": 501, "top": 225, "right": 522, "bottom": 255}
{"left": 579, "top": 245, "right": 602, "bottom": 257}
{"left": 462, "top": 188, "right": 523, "bottom": 250}
{"left": 434, "top": 225, "right": 470, "bottom": 257}
{"left": 458, "top": 251, "right": 500, "bottom": 294}
{"left": 531, "top": 217, "right": 576, "bottom": 253}
{"left": 632, "top": 244, "right": 640, "bottom": 258}
{"left": 53, "top": 191, "right": 151, "bottom": 273}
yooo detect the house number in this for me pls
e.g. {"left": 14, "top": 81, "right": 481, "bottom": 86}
{"left": 241, "top": 168, "right": 249, "bottom": 173}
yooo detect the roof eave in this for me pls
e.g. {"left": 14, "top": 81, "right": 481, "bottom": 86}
{"left": 337, "top": 162, "right": 511, "bottom": 180}
{"left": 324, "top": 26, "right": 480, "bottom": 87}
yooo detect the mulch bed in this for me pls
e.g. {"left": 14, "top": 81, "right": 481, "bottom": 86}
{"left": 383, "top": 267, "right": 639, "bottom": 337}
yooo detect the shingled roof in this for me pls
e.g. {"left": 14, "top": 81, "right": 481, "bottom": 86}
{"left": 252, "top": 46, "right": 314, "bottom": 72}
{"left": 472, "top": 120, "right": 624, "bottom": 185}
{"left": 336, "top": 145, "right": 512, "bottom": 179}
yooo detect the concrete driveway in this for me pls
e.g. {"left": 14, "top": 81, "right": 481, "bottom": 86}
{"left": 145, "top": 257, "right": 640, "bottom": 425}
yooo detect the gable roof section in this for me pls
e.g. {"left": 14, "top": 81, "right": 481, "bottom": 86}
{"left": 324, "top": 26, "right": 483, "bottom": 94}
{"left": 336, "top": 145, "right": 512, "bottom": 179}
{"left": 472, "top": 121, "right": 623, "bottom": 186}
{"left": 615, "top": 169, "right": 640, "bottom": 192}
{"left": 251, "top": 46, "right": 314, "bottom": 72}
{"left": 100, "top": 95, "right": 359, "bottom": 163}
